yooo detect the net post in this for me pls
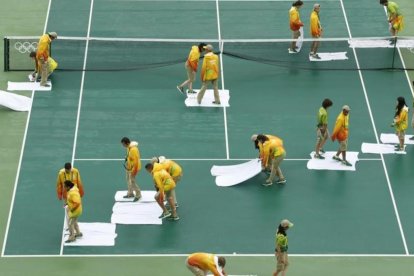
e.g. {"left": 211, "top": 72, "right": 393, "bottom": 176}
{"left": 4, "top": 37, "right": 10, "bottom": 72}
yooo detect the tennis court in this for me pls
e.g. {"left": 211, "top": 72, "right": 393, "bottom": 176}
{"left": 1, "top": 0, "right": 414, "bottom": 275}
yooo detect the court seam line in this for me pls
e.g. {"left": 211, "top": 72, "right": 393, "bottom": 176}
{"left": 0, "top": 0, "right": 53, "bottom": 258}
{"left": 2, "top": 253, "right": 414, "bottom": 258}
{"left": 58, "top": 0, "right": 95, "bottom": 255}
{"left": 341, "top": 0, "right": 408, "bottom": 255}
{"left": 215, "top": 0, "right": 230, "bottom": 159}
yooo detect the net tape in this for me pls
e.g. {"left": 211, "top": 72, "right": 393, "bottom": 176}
{"left": 4, "top": 35, "right": 414, "bottom": 71}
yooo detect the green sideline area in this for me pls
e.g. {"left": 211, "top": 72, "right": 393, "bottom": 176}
{"left": 1, "top": 0, "right": 414, "bottom": 275}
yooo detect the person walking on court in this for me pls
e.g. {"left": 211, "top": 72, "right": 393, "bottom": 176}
{"left": 186, "top": 252, "right": 227, "bottom": 276}
{"left": 288, "top": 0, "right": 304, "bottom": 53}
{"left": 36, "top": 32, "right": 57, "bottom": 87}
{"left": 121, "top": 137, "right": 142, "bottom": 202}
{"left": 310, "top": 4, "right": 322, "bottom": 59}
{"left": 273, "top": 219, "right": 293, "bottom": 276}
{"left": 64, "top": 180, "right": 83, "bottom": 243}
{"left": 56, "top": 162, "right": 84, "bottom": 228}
{"left": 257, "top": 134, "right": 286, "bottom": 186}
{"left": 151, "top": 156, "right": 182, "bottom": 208}
{"left": 391, "top": 96, "right": 408, "bottom": 151}
{"left": 177, "top": 43, "right": 207, "bottom": 95}
{"left": 29, "top": 51, "right": 58, "bottom": 82}
{"left": 197, "top": 44, "right": 221, "bottom": 105}
{"left": 380, "top": 0, "right": 404, "bottom": 37}
{"left": 331, "top": 105, "right": 352, "bottom": 166}
{"left": 314, "top": 98, "right": 333, "bottom": 159}
{"left": 145, "top": 163, "right": 179, "bottom": 221}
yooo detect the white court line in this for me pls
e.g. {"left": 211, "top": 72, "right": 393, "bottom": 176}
{"left": 74, "top": 158, "right": 381, "bottom": 161}
{"left": 2, "top": 253, "right": 413, "bottom": 258}
{"left": 0, "top": 0, "right": 52, "bottom": 258}
{"left": 58, "top": 0, "right": 95, "bottom": 255}
{"left": 340, "top": 0, "right": 408, "bottom": 255}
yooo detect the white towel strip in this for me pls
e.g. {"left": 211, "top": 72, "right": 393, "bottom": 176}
{"left": 307, "top": 151, "right": 359, "bottom": 171}
{"left": 7, "top": 81, "right": 51, "bottom": 91}
{"left": 0, "top": 90, "right": 31, "bottom": 111}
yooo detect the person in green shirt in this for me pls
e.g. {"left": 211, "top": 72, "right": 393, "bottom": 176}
{"left": 315, "top": 98, "right": 333, "bottom": 159}
{"left": 380, "top": 0, "right": 404, "bottom": 36}
{"left": 273, "top": 219, "right": 293, "bottom": 276}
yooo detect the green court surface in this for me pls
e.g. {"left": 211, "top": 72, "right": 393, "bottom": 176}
{"left": 1, "top": 0, "right": 414, "bottom": 275}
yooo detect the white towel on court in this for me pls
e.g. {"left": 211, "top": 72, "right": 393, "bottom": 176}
{"left": 361, "top": 143, "right": 406, "bottom": 154}
{"left": 307, "top": 151, "right": 359, "bottom": 171}
{"left": 64, "top": 222, "right": 117, "bottom": 246}
{"left": 0, "top": 90, "right": 31, "bottom": 111}
{"left": 185, "top": 89, "right": 230, "bottom": 107}
{"left": 380, "top": 133, "right": 414, "bottom": 145}
{"left": 111, "top": 201, "right": 162, "bottom": 225}
{"left": 213, "top": 159, "right": 262, "bottom": 187}
{"left": 114, "top": 190, "right": 157, "bottom": 202}
{"left": 309, "top": 52, "right": 348, "bottom": 61}
{"left": 7, "top": 81, "right": 51, "bottom": 91}
{"left": 211, "top": 159, "right": 261, "bottom": 176}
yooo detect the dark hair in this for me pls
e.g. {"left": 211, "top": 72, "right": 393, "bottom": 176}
{"left": 277, "top": 224, "right": 287, "bottom": 236}
{"left": 29, "top": 51, "right": 36, "bottom": 58}
{"left": 198, "top": 43, "right": 207, "bottom": 51}
{"left": 64, "top": 180, "right": 74, "bottom": 189}
{"left": 121, "top": 137, "right": 130, "bottom": 144}
{"left": 145, "top": 163, "right": 153, "bottom": 170}
{"left": 322, "top": 98, "right": 333, "bottom": 109}
{"left": 380, "top": 0, "right": 388, "bottom": 4}
{"left": 64, "top": 162, "right": 72, "bottom": 170}
{"left": 395, "top": 97, "right": 407, "bottom": 117}
{"left": 218, "top": 256, "right": 226, "bottom": 267}
{"left": 292, "top": 0, "right": 303, "bottom": 7}
{"left": 257, "top": 134, "right": 269, "bottom": 143}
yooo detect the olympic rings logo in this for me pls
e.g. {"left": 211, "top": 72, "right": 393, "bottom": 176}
{"left": 14, "top": 41, "right": 38, "bottom": 54}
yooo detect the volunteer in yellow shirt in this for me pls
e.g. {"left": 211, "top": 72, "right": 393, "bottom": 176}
{"left": 197, "top": 44, "right": 221, "bottom": 105}
{"left": 186, "top": 252, "right": 227, "bottom": 276}
{"left": 310, "top": 4, "right": 322, "bottom": 59}
{"left": 257, "top": 135, "right": 286, "bottom": 186}
{"left": 145, "top": 163, "right": 179, "bottom": 221}
{"left": 121, "top": 137, "right": 142, "bottom": 201}
{"left": 36, "top": 32, "right": 57, "bottom": 87}
{"left": 64, "top": 181, "right": 83, "bottom": 243}
{"left": 177, "top": 43, "right": 207, "bottom": 95}
{"left": 29, "top": 51, "right": 57, "bottom": 82}
{"left": 273, "top": 219, "right": 293, "bottom": 276}
{"left": 380, "top": 0, "right": 404, "bottom": 36}
{"left": 288, "top": 0, "right": 304, "bottom": 53}
{"left": 315, "top": 98, "right": 333, "bottom": 159}
{"left": 331, "top": 105, "right": 352, "bottom": 166}
{"left": 392, "top": 97, "right": 408, "bottom": 151}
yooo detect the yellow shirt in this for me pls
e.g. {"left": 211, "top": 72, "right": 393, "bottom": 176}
{"left": 66, "top": 186, "right": 82, "bottom": 218}
{"left": 394, "top": 106, "right": 408, "bottom": 132}
{"left": 201, "top": 52, "right": 219, "bottom": 81}
{"left": 259, "top": 134, "right": 283, "bottom": 159}
{"left": 187, "top": 45, "right": 201, "bottom": 71}
{"left": 262, "top": 140, "right": 286, "bottom": 167}
{"left": 310, "top": 11, "right": 321, "bottom": 37}
{"left": 332, "top": 112, "right": 349, "bottom": 141}
{"left": 56, "top": 168, "right": 84, "bottom": 200}
{"left": 289, "top": 7, "right": 303, "bottom": 31}
{"left": 160, "top": 159, "right": 182, "bottom": 179}
{"left": 36, "top": 34, "right": 51, "bottom": 61}
{"left": 125, "top": 141, "right": 141, "bottom": 175}
{"left": 187, "top": 253, "right": 224, "bottom": 276}
{"left": 153, "top": 169, "right": 176, "bottom": 193}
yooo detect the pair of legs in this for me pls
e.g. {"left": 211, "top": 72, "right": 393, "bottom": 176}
{"left": 290, "top": 30, "right": 301, "bottom": 52}
{"left": 310, "top": 35, "right": 320, "bottom": 58}
{"left": 155, "top": 189, "right": 178, "bottom": 219}
{"left": 396, "top": 130, "right": 405, "bottom": 150}
{"left": 197, "top": 79, "right": 220, "bottom": 104}
{"left": 315, "top": 126, "right": 329, "bottom": 158}
{"left": 186, "top": 259, "right": 206, "bottom": 276}
{"left": 39, "top": 57, "right": 50, "bottom": 86}
{"left": 266, "top": 154, "right": 285, "bottom": 184}
{"left": 66, "top": 216, "right": 82, "bottom": 242}
{"left": 389, "top": 15, "right": 403, "bottom": 36}
{"left": 178, "top": 62, "right": 196, "bottom": 93}
{"left": 126, "top": 171, "right": 141, "bottom": 200}
{"left": 333, "top": 139, "right": 351, "bottom": 166}
{"left": 273, "top": 252, "right": 289, "bottom": 276}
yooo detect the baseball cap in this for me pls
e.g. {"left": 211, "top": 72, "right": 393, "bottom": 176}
{"left": 313, "top": 3, "right": 320, "bottom": 9}
{"left": 204, "top": 44, "right": 214, "bottom": 51}
{"left": 281, "top": 219, "right": 294, "bottom": 228}
{"left": 342, "top": 105, "right": 351, "bottom": 111}
{"left": 48, "top": 32, "right": 58, "bottom": 39}
{"left": 251, "top": 134, "right": 258, "bottom": 142}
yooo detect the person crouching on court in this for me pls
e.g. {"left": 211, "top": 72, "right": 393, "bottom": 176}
{"left": 177, "top": 43, "right": 207, "bottom": 95}
{"left": 331, "top": 105, "right": 352, "bottom": 166}
{"left": 391, "top": 96, "right": 408, "bottom": 151}
{"left": 186, "top": 252, "right": 227, "bottom": 276}
{"left": 257, "top": 134, "right": 287, "bottom": 186}
{"left": 64, "top": 180, "right": 83, "bottom": 243}
{"left": 251, "top": 134, "right": 284, "bottom": 172}
{"left": 197, "top": 44, "right": 221, "bottom": 105}
{"left": 36, "top": 32, "right": 57, "bottom": 87}
{"left": 380, "top": 0, "right": 404, "bottom": 37}
{"left": 29, "top": 51, "right": 57, "bottom": 82}
{"left": 151, "top": 156, "right": 182, "bottom": 209}
{"left": 288, "top": 0, "right": 304, "bottom": 53}
{"left": 145, "top": 163, "right": 179, "bottom": 221}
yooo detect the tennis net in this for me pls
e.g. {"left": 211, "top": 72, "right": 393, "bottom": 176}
{"left": 4, "top": 36, "right": 414, "bottom": 72}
